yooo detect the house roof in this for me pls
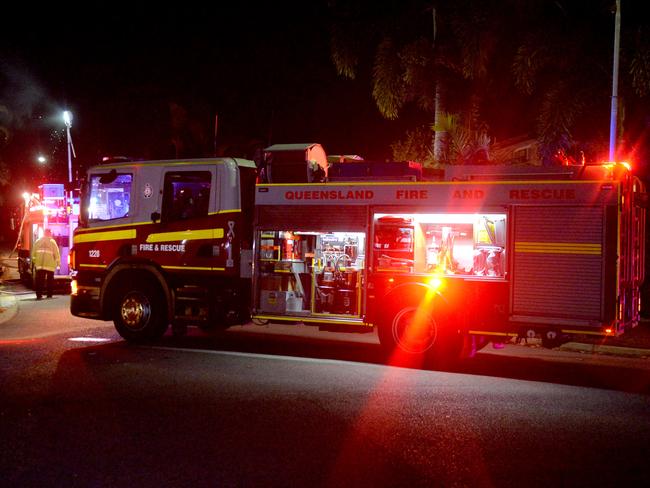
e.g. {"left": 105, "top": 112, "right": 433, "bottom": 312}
{"left": 264, "top": 143, "right": 321, "bottom": 152}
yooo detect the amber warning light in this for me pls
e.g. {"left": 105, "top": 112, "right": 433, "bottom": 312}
{"left": 602, "top": 161, "right": 632, "bottom": 171}
{"left": 426, "top": 275, "right": 444, "bottom": 292}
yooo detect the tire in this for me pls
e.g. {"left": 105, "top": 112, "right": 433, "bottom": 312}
{"left": 113, "top": 279, "right": 168, "bottom": 343}
{"left": 377, "top": 289, "right": 444, "bottom": 365}
{"left": 541, "top": 329, "right": 567, "bottom": 349}
{"left": 377, "top": 287, "right": 463, "bottom": 368}
{"left": 379, "top": 305, "right": 439, "bottom": 356}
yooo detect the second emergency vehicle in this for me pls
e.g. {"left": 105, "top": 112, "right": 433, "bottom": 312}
{"left": 18, "top": 183, "right": 78, "bottom": 288}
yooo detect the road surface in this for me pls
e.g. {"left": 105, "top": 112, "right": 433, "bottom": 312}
{"left": 1, "top": 293, "right": 650, "bottom": 486}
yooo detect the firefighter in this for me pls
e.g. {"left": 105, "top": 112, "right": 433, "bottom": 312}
{"left": 31, "top": 228, "right": 60, "bottom": 300}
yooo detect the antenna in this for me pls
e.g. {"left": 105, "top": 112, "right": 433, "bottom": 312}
{"left": 213, "top": 113, "right": 218, "bottom": 157}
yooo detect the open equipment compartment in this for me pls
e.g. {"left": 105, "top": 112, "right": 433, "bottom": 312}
{"left": 254, "top": 229, "right": 366, "bottom": 319}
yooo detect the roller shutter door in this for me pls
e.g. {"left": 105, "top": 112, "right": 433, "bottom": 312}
{"left": 512, "top": 206, "right": 604, "bottom": 321}
{"left": 256, "top": 205, "right": 368, "bottom": 231}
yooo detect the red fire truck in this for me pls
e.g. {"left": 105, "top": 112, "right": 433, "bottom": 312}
{"left": 70, "top": 144, "right": 646, "bottom": 362}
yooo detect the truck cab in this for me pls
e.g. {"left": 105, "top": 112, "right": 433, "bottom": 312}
{"left": 70, "top": 157, "right": 257, "bottom": 342}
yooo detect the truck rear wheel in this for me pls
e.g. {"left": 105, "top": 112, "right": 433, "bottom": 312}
{"left": 377, "top": 288, "right": 462, "bottom": 368}
{"left": 113, "top": 280, "right": 168, "bottom": 343}
{"left": 382, "top": 305, "right": 438, "bottom": 355}
{"left": 377, "top": 289, "right": 445, "bottom": 364}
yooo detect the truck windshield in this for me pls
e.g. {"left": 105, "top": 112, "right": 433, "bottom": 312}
{"left": 86, "top": 173, "right": 132, "bottom": 222}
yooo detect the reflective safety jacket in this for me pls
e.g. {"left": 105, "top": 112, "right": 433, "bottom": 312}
{"left": 31, "top": 236, "right": 61, "bottom": 272}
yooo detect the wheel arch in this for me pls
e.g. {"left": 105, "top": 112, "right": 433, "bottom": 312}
{"left": 100, "top": 261, "right": 172, "bottom": 322}
{"left": 381, "top": 281, "right": 449, "bottom": 312}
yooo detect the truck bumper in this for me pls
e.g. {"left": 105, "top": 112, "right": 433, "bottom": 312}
{"left": 70, "top": 284, "right": 103, "bottom": 319}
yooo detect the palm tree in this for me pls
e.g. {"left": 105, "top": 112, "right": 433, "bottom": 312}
{"left": 328, "top": 0, "right": 521, "bottom": 165}
{"left": 510, "top": 1, "right": 650, "bottom": 164}
{"left": 331, "top": 1, "right": 650, "bottom": 167}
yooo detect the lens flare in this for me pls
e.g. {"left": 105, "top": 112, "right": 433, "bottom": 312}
{"left": 387, "top": 285, "right": 441, "bottom": 367}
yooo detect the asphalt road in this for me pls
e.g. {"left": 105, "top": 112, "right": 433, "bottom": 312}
{"left": 1, "top": 293, "right": 650, "bottom": 487}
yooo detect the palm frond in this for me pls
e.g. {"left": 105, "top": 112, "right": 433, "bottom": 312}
{"left": 536, "top": 83, "right": 583, "bottom": 164}
{"left": 630, "top": 46, "right": 650, "bottom": 97}
{"left": 330, "top": 23, "right": 360, "bottom": 80}
{"left": 431, "top": 112, "right": 457, "bottom": 133}
{"left": 512, "top": 41, "right": 548, "bottom": 95}
{"left": 400, "top": 38, "right": 431, "bottom": 85}
{"left": 372, "top": 37, "right": 405, "bottom": 120}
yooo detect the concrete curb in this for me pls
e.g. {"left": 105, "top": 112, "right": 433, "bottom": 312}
{"left": 2, "top": 276, "right": 650, "bottom": 360}
{"left": 559, "top": 342, "right": 650, "bottom": 358}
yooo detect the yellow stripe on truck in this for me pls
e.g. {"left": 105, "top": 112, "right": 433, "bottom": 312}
{"left": 515, "top": 241, "right": 602, "bottom": 255}
{"left": 73, "top": 229, "right": 137, "bottom": 244}
{"left": 146, "top": 228, "right": 224, "bottom": 243}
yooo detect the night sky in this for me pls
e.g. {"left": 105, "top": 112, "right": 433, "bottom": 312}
{"left": 1, "top": 2, "right": 408, "bottom": 190}
{"left": 1, "top": 1, "right": 648, "bottom": 197}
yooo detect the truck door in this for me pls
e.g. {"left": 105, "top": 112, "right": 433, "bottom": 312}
{"left": 150, "top": 169, "right": 215, "bottom": 273}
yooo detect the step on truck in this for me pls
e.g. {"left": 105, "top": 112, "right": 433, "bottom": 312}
{"left": 70, "top": 144, "right": 646, "bottom": 364}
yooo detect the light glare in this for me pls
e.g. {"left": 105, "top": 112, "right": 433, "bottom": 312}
{"left": 426, "top": 276, "right": 443, "bottom": 291}
{"left": 63, "top": 110, "right": 73, "bottom": 128}
{"left": 68, "top": 337, "right": 111, "bottom": 343}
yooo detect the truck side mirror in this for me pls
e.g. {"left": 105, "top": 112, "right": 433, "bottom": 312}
{"left": 151, "top": 211, "right": 161, "bottom": 223}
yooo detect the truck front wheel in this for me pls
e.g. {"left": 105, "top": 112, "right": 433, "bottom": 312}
{"left": 113, "top": 280, "right": 168, "bottom": 343}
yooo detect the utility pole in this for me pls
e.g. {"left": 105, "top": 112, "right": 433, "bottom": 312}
{"left": 63, "top": 110, "right": 76, "bottom": 277}
{"left": 609, "top": 0, "right": 621, "bottom": 161}
{"left": 64, "top": 111, "right": 74, "bottom": 183}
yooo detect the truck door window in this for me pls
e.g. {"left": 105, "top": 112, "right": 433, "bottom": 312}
{"left": 87, "top": 173, "right": 132, "bottom": 222}
{"left": 162, "top": 171, "right": 211, "bottom": 222}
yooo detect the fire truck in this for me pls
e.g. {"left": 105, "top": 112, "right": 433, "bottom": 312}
{"left": 70, "top": 144, "right": 646, "bottom": 362}
{"left": 18, "top": 183, "right": 78, "bottom": 288}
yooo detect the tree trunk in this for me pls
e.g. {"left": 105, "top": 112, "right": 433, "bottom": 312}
{"left": 433, "top": 80, "right": 447, "bottom": 164}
